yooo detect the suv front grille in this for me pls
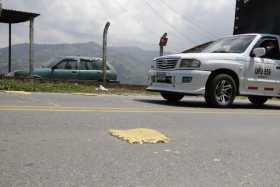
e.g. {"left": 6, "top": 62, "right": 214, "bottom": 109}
{"left": 156, "top": 59, "right": 178, "bottom": 70}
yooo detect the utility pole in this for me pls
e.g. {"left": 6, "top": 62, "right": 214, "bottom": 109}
{"left": 8, "top": 23, "right": 11, "bottom": 73}
{"left": 159, "top": 33, "right": 168, "bottom": 56}
{"left": 29, "top": 18, "right": 34, "bottom": 75}
{"left": 102, "top": 22, "right": 110, "bottom": 86}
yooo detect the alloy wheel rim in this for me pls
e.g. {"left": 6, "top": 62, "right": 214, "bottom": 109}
{"left": 215, "top": 79, "right": 233, "bottom": 105}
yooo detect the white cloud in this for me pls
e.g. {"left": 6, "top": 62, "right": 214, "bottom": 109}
{"left": 0, "top": 0, "right": 236, "bottom": 51}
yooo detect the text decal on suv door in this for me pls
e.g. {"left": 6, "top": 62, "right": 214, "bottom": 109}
{"left": 255, "top": 65, "right": 272, "bottom": 78}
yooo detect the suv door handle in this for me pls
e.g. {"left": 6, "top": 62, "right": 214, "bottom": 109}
{"left": 72, "top": 71, "right": 78, "bottom": 73}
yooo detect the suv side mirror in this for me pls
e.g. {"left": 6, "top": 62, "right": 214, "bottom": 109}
{"left": 251, "top": 47, "right": 266, "bottom": 57}
{"left": 51, "top": 66, "right": 57, "bottom": 71}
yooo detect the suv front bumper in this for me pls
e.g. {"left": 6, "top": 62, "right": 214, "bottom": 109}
{"left": 147, "top": 69, "right": 211, "bottom": 95}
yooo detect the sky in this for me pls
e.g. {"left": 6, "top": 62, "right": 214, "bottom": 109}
{"left": 0, "top": 0, "right": 236, "bottom": 52}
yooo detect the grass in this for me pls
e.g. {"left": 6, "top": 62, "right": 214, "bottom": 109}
{"left": 0, "top": 78, "right": 156, "bottom": 96}
{"left": 1, "top": 79, "right": 278, "bottom": 101}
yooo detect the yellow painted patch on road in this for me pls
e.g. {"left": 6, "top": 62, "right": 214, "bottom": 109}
{"left": 3, "top": 91, "right": 32, "bottom": 95}
{"left": 109, "top": 128, "right": 169, "bottom": 144}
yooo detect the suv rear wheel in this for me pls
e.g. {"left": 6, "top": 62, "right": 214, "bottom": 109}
{"left": 161, "top": 92, "right": 184, "bottom": 103}
{"left": 248, "top": 96, "right": 268, "bottom": 106}
{"left": 205, "top": 74, "right": 237, "bottom": 108}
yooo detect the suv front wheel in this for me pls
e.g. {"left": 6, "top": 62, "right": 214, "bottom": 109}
{"left": 161, "top": 92, "right": 184, "bottom": 103}
{"left": 205, "top": 74, "right": 237, "bottom": 108}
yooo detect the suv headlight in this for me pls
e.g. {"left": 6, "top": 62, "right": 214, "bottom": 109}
{"left": 179, "top": 59, "right": 201, "bottom": 69}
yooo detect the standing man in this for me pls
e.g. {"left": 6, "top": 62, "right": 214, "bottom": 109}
{"left": 159, "top": 33, "right": 168, "bottom": 56}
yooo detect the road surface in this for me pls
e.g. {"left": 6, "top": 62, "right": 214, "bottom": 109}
{"left": 0, "top": 92, "right": 280, "bottom": 187}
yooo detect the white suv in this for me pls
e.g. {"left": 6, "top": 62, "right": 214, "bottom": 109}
{"left": 147, "top": 34, "right": 280, "bottom": 107}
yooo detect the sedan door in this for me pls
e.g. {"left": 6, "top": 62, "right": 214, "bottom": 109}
{"left": 78, "top": 59, "right": 102, "bottom": 81}
{"left": 50, "top": 58, "right": 79, "bottom": 80}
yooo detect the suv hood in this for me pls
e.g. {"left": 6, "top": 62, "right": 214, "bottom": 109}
{"left": 156, "top": 53, "right": 245, "bottom": 61}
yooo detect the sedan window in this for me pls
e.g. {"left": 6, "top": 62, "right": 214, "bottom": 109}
{"left": 93, "top": 61, "right": 110, "bottom": 70}
{"left": 80, "top": 60, "right": 91, "bottom": 70}
{"left": 56, "top": 59, "right": 78, "bottom": 70}
{"left": 80, "top": 59, "right": 110, "bottom": 70}
{"left": 55, "top": 61, "right": 67, "bottom": 69}
{"left": 91, "top": 61, "right": 102, "bottom": 70}
{"left": 80, "top": 59, "right": 101, "bottom": 70}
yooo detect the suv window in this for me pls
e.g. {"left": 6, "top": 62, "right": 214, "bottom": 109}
{"left": 56, "top": 59, "right": 78, "bottom": 70}
{"left": 255, "top": 38, "right": 280, "bottom": 60}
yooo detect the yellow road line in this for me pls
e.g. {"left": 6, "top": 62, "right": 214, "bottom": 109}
{"left": 0, "top": 105, "right": 193, "bottom": 111}
{"left": 0, "top": 105, "right": 209, "bottom": 112}
{"left": 0, "top": 106, "right": 279, "bottom": 116}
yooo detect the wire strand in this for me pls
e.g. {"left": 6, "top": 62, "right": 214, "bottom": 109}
{"left": 159, "top": 0, "right": 219, "bottom": 40}
{"left": 142, "top": 0, "right": 197, "bottom": 44}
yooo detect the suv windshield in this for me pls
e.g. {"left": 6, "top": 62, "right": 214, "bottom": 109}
{"left": 184, "top": 35, "right": 256, "bottom": 54}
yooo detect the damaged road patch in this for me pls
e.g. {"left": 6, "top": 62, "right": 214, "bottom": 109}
{"left": 109, "top": 128, "right": 169, "bottom": 144}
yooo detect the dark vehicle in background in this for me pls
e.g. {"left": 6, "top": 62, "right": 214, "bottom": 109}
{"left": 15, "top": 56, "right": 118, "bottom": 82}
{"left": 234, "top": 0, "right": 280, "bottom": 35}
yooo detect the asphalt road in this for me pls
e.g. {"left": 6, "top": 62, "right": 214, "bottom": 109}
{"left": 1, "top": 92, "right": 280, "bottom": 187}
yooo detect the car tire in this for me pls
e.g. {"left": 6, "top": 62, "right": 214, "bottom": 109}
{"left": 160, "top": 92, "right": 184, "bottom": 103}
{"left": 248, "top": 96, "right": 268, "bottom": 106}
{"left": 205, "top": 74, "right": 237, "bottom": 108}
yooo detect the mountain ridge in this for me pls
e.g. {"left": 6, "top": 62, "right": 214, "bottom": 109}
{"left": 0, "top": 41, "right": 161, "bottom": 85}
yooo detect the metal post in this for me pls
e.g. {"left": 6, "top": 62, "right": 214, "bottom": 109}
{"left": 159, "top": 33, "right": 168, "bottom": 57}
{"left": 29, "top": 18, "right": 34, "bottom": 75}
{"left": 102, "top": 22, "right": 110, "bottom": 86}
{"left": 160, "top": 46, "right": 163, "bottom": 56}
{"left": 8, "top": 23, "right": 11, "bottom": 73}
